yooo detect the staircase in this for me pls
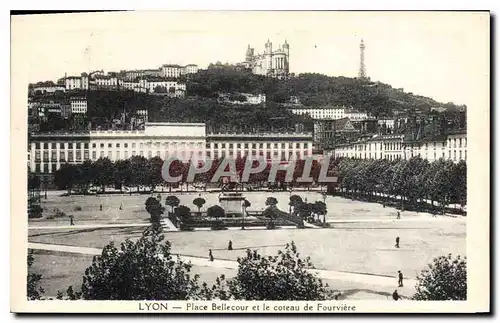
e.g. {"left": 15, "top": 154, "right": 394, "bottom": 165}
{"left": 160, "top": 217, "right": 179, "bottom": 231}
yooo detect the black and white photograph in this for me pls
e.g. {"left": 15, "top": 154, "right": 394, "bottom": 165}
{"left": 10, "top": 10, "right": 490, "bottom": 313}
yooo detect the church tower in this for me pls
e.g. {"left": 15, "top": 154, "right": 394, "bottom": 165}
{"left": 265, "top": 39, "right": 273, "bottom": 54}
{"left": 265, "top": 39, "right": 273, "bottom": 73}
{"left": 358, "top": 38, "right": 367, "bottom": 80}
{"left": 245, "top": 45, "right": 254, "bottom": 62}
{"left": 283, "top": 39, "right": 290, "bottom": 70}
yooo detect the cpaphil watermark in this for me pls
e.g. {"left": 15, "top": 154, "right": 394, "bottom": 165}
{"left": 161, "top": 155, "right": 338, "bottom": 183}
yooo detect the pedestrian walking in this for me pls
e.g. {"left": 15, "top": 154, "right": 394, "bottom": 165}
{"left": 392, "top": 290, "right": 401, "bottom": 301}
{"left": 69, "top": 215, "right": 74, "bottom": 226}
{"left": 398, "top": 270, "right": 404, "bottom": 287}
{"left": 397, "top": 211, "right": 401, "bottom": 219}
{"left": 99, "top": 204, "right": 103, "bottom": 211}
{"left": 228, "top": 240, "right": 233, "bottom": 251}
{"left": 395, "top": 236, "right": 400, "bottom": 248}
{"left": 209, "top": 249, "right": 214, "bottom": 262}
{"left": 119, "top": 203, "right": 123, "bottom": 210}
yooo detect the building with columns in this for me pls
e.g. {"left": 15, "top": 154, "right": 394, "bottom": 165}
{"left": 28, "top": 123, "right": 315, "bottom": 175}
{"left": 28, "top": 123, "right": 206, "bottom": 174}
{"left": 243, "top": 39, "right": 290, "bottom": 79}
{"left": 332, "top": 131, "right": 467, "bottom": 163}
{"left": 206, "top": 132, "right": 313, "bottom": 161}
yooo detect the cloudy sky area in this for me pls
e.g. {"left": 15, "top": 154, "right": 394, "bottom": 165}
{"left": 12, "top": 11, "right": 489, "bottom": 107}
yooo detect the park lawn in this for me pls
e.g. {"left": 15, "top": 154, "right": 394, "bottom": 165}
{"left": 29, "top": 217, "right": 465, "bottom": 279}
{"left": 30, "top": 192, "right": 452, "bottom": 227}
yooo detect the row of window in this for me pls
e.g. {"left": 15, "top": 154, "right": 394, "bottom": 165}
{"left": 336, "top": 150, "right": 467, "bottom": 162}
{"left": 354, "top": 142, "right": 403, "bottom": 152}
{"left": 211, "top": 142, "right": 308, "bottom": 149}
{"left": 32, "top": 149, "right": 312, "bottom": 164}
{"left": 209, "top": 150, "right": 307, "bottom": 160}
{"left": 33, "top": 141, "right": 205, "bottom": 150}
{"left": 448, "top": 138, "right": 467, "bottom": 148}
{"left": 34, "top": 142, "right": 89, "bottom": 149}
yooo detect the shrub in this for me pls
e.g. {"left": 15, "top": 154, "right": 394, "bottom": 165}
{"left": 53, "top": 208, "right": 67, "bottom": 218}
{"left": 27, "top": 251, "right": 44, "bottom": 300}
{"left": 72, "top": 228, "right": 207, "bottom": 300}
{"left": 205, "top": 242, "right": 335, "bottom": 300}
{"left": 412, "top": 254, "right": 467, "bottom": 300}
{"left": 179, "top": 223, "right": 195, "bottom": 231}
{"left": 266, "top": 222, "right": 277, "bottom": 230}
{"left": 28, "top": 204, "right": 43, "bottom": 219}
{"left": 210, "top": 220, "right": 228, "bottom": 231}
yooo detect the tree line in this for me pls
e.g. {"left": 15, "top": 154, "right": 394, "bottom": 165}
{"left": 47, "top": 155, "right": 466, "bottom": 212}
{"left": 48, "top": 155, "right": 337, "bottom": 194}
{"left": 336, "top": 157, "right": 467, "bottom": 212}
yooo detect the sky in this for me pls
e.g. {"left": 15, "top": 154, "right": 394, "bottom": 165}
{"left": 11, "top": 11, "right": 489, "bottom": 107}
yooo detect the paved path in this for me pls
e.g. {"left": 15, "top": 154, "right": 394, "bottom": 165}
{"left": 29, "top": 215, "right": 456, "bottom": 231}
{"left": 28, "top": 223, "right": 151, "bottom": 230}
{"left": 28, "top": 242, "right": 418, "bottom": 289}
{"left": 326, "top": 217, "right": 460, "bottom": 223}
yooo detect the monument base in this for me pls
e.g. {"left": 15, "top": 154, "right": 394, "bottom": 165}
{"left": 219, "top": 192, "right": 246, "bottom": 218}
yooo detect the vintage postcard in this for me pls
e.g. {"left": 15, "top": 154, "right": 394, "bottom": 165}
{"left": 10, "top": 11, "right": 490, "bottom": 313}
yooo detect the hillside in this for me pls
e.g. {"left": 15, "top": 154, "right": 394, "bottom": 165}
{"left": 187, "top": 68, "right": 466, "bottom": 117}
{"left": 29, "top": 69, "right": 465, "bottom": 133}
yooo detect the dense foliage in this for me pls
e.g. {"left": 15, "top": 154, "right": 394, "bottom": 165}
{"left": 337, "top": 158, "right": 466, "bottom": 212}
{"left": 51, "top": 156, "right": 337, "bottom": 194}
{"left": 204, "top": 242, "right": 335, "bottom": 300}
{"left": 145, "top": 196, "right": 164, "bottom": 227}
{"left": 413, "top": 254, "right": 467, "bottom": 300}
{"left": 30, "top": 71, "right": 466, "bottom": 133}
{"left": 73, "top": 228, "right": 208, "bottom": 300}
{"left": 27, "top": 251, "right": 45, "bottom": 300}
{"left": 188, "top": 68, "right": 465, "bottom": 116}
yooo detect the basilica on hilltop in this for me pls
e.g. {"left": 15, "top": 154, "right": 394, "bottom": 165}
{"left": 240, "top": 39, "right": 290, "bottom": 79}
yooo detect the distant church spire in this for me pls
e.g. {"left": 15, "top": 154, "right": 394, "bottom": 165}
{"left": 358, "top": 38, "right": 367, "bottom": 80}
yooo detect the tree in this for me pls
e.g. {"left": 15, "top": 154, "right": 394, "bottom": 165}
{"left": 264, "top": 207, "right": 285, "bottom": 229}
{"left": 129, "top": 156, "right": 149, "bottom": 193}
{"left": 147, "top": 156, "right": 165, "bottom": 192}
{"left": 164, "top": 195, "right": 180, "bottom": 215}
{"left": 53, "top": 163, "right": 77, "bottom": 194}
{"left": 76, "top": 229, "right": 207, "bottom": 300}
{"left": 192, "top": 197, "right": 206, "bottom": 214}
{"left": 28, "top": 203, "right": 43, "bottom": 219}
{"left": 265, "top": 197, "right": 278, "bottom": 208}
{"left": 295, "top": 201, "right": 312, "bottom": 220}
{"left": 413, "top": 254, "right": 467, "bottom": 301}
{"left": 113, "top": 159, "right": 131, "bottom": 191}
{"left": 313, "top": 201, "right": 327, "bottom": 223}
{"left": 176, "top": 205, "right": 192, "bottom": 223}
{"left": 145, "top": 197, "right": 164, "bottom": 227}
{"left": 206, "top": 242, "right": 335, "bottom": 300}
{"left": 207, "top": 205, "right": 225, "bottom": 220}
{"left": 92, "top": 158, "right": 114, "bottom": 193}
{"left": 27, "top": 251, "right": 44, "bottom": 300}
{"left": 289, "top": 195, "right": 303, "bottom": 215}
{"left": 450, "top": 160, "right": 467, "bottom": 208}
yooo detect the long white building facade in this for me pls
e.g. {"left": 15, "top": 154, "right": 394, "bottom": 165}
{"left": 28, "top": 123, "right": 206, "bottom": 174}
{"left": 206, "top": 132, "right": 313, "bottom": 161}
{"left": 332, "top": 131, "right": 467, "bottom": 163}
{"left": 28, "top": 123, "right": 314, "bottom": 174}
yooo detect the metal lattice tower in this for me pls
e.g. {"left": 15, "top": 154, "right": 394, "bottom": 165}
{"left": 358, "top": 38, "right": 367, "bottom": 79}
